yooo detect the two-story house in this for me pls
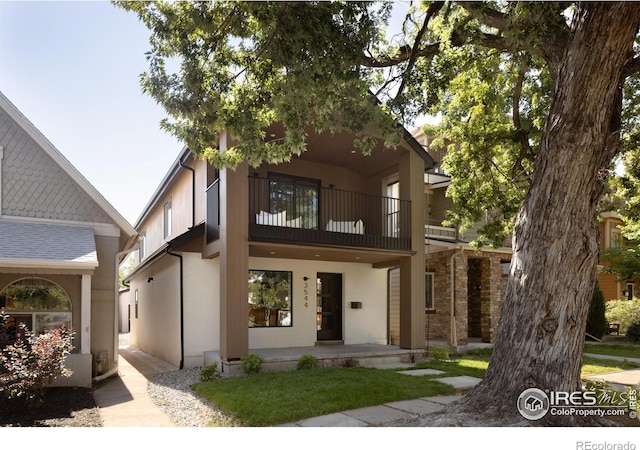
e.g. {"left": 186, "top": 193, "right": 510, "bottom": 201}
{"left": 0, "top": 91, "right": 137, "bottom": 386}
{"left": 122, "top": 122, "right": 435, "bottom": 371}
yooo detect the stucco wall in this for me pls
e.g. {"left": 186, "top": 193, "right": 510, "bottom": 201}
{"left": 128, "top": 254, "right": 182, "bottom": 367}
{"left": 248, "top": 256, "right": 388, "bottom": 349}
{"left": 182, "top": 253, "right": 219, "bottom": 368}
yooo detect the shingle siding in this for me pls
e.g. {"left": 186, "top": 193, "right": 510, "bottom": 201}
{"left": 0, "top": 109, "right": 111, "bottom": 223}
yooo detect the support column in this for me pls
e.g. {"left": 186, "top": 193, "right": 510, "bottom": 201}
{"left": 81, "top": 274, "right": 91, "bottom": 355}
{"left": 398, "top": 150, "right": 426, "bottom": 349}
{"left": 219, "top": 131, "right": 249, "bottom": 361}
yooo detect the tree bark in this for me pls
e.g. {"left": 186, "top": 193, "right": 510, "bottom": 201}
{"left": 452, "top": 3, "right": 640, "bottom": 425}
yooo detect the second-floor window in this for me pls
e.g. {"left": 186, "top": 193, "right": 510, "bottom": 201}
{"left": 268, "top": 174, "right": 319, "bottom": 229}
{"left": 611, "top": 230, "right": 622, "bottom": 249}
{"left": 139, "top": 232, "right": 146, "bottom": 262}
{"left": 164, "top": 200, "right": 172, "bottom": 239}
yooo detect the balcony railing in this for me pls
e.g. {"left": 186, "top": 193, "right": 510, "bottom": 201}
{"left": 248, "top": 177, "right": 411, "bottom": 251}
{"left": 425, "top": 220, "right": 457, "bottom": 241}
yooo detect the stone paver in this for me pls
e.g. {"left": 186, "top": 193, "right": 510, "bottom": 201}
{"left": 421, "top": 394, "right": 463, "bottom": 405}
{"left": 432, "top": 375, "right": 482, "bottom": 390}
{"left": 397, "top": 368, "right": 445, "bottom": 376}
{"left": 343, "top": 405, "right": 415, "bottom": 425}
{"left": 295, "top": 412, "right": 369, "bottom": 427}
{"left": 386, "top": 398, "right": 447, "bottom": 415}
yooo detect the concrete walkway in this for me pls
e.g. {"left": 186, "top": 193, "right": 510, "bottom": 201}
{"left": 93, "top": 343, "right": 178, "bottom": 427}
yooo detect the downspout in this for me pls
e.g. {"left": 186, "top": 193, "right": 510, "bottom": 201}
{"left": 94, "top": 242, "right": 139, "bottom": 382}
{"left": 179, "top": 156, "right": 195, "bottom": 229}
{"left": 450, "top": 246, "right": 464, "bottom": 349}
{"left": 166, "top": 247, "right": 185, "bottom": 370}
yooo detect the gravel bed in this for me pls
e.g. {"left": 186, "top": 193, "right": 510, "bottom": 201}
{"left": 147, "top": 368, "right": 238, "bottom": 427}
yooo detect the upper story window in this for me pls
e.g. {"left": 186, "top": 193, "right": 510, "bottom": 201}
{"left": 164, "top": 200, "right": 172, "bottom": 239}
{"left": 268, "top": 174, "right": 319, "bottom": 230}
{"left": 611, "top": 229, "right": 622, "bottom": 249}
{"left": 139, "top": 232, "right": 146, "bottom": 262}
{"left": 0, "top": 278, "right": 72, "bottom": 340}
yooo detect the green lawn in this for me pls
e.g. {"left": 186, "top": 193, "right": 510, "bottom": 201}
{"left": 583, "top": 343, "right": 640, "bottom": 360}
{"left": 192, "top": 367, "right": 457, "bottom": 426}
{"left": 192, "top": 345, "right": 639, "bottom": 427}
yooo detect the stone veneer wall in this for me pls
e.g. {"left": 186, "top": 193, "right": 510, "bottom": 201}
{"left": 425, "top": 249, "right": 510, "bottom": 346}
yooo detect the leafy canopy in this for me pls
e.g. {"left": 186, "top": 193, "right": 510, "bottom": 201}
{"left": 118, "top": 1, "right": 640, "bottom": 247}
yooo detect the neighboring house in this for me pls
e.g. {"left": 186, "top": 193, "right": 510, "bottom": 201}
{"left": 123, "top": 121, "right": 435, "bottom": 371}
{"left": 597, "top": 211, "right": 636, "bottom": 301}
{"left": 403, "top": 128, "right": 513, "bottom": 348}
{"left": 0, "top": 91, "right": 137, "bottom": 386}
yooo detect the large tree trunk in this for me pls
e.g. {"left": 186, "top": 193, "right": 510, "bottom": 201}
{"left": 451, "top": 3, "right": 640, "bottom": 425}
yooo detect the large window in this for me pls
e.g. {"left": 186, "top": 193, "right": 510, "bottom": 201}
{"left": 248, "top": 270, "right": 292, "bottom": 327}
{"left": 0, "top": 278, "right": 72, "bottom": 340}
{"left": 269, "top": 174, "right": 319, "bottom": 229}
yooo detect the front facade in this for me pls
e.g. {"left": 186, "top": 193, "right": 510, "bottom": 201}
{"left": 0, "top": 92, "right": 136, "bottom": 386}
{"left": 124, "top": 123, "right": 434, "bottom": 370}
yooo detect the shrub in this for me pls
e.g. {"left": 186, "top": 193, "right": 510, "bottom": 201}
{"left": 297, "top": 354, "right": 318, "bottom": 370}
{"left": 199, "top": 362, "right": 220, "bottom": 382}
{"left": 0, "top": 310, "right": 75, "bottom": 403}
{"left": 429, "top": 345, "right": 450, "bottom": 360}
{"left": 342, "top": 357, "right": 356, "bottom": 368}
{"left": 586, "top": 283, "right": 607, "bottom": 339}
{"left": 605, "top": 297, "right": 640, "bottom": 334}
{"left": 240, "top": 353, "right": 264, "bottom": 374}
{"left": 627, "top": 323, "right": 640, "bottom": 341}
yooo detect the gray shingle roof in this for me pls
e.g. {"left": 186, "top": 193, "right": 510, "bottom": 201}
{"left": 0, "top": 220, "right": 97, "bottom": 265}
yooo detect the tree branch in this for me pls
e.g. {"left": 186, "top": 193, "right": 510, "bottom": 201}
{"left": 456, "top": 2, "right": 509, "bottom": 30}
{"left": 623, "top": 55, "right": 640, "bottom": 78}
{"left": 393, "top": 1, "right": 445, "bottom": 102}
{"left": 512, "top": 60, "right": 533, "bottom": 182}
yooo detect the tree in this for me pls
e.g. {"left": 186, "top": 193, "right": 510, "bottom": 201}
{"left": 118, "top": 1, "right": 640, "bottom": 424}
{"left": 586, "top": 283, "right": 607, "bottom": 341}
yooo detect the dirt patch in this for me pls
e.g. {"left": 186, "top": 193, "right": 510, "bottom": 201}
{"left": 0, "top": 387, "right": 102, "bottom": 427}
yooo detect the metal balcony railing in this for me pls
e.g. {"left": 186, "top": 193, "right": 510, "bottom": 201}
{"left": 248, "top": 176, "right": 412, "bottom": 251}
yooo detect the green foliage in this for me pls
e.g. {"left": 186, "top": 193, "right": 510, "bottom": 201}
{"left": 601, "top": 245, "right": 640, "bottom": 282}
{"left": 296, "top": 354, "right": 319, "bottom": 370}
{"left": 240, "top": 353, "right": 264, "bottom": 375}
{"left": 627, "top": 323, "right": 640, "bottom": 341}
{"left": 199, "top": 363, "right": 221, "bottom": 382}
{"left": 586, "top": 283, "right": 607, "bottom": 340}
{"left": 606, "top": 297, "right": 640, "bottom": 335}
{"left": 429, "top": 345, "right": 450, "bottom": 360}
{"left": 0, "top": 310, "right": 75, "bottom": 403}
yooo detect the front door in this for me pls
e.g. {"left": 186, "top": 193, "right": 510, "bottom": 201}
{"left": 316, "top": 273, "right": 343, "bottom": 341}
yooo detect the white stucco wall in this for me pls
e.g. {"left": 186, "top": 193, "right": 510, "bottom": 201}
{"left": 182, "top": 254, "right": 220, "bottom": 368}
{"left": 129, "top": 255, "right": 182, "bottom": 367}
{"left": 248, "top": 257, "right": 388, "bottom": 349}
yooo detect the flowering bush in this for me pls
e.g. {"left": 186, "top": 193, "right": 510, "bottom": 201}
{"left": 0, "top": 309, "right": 75, "bottom": 403}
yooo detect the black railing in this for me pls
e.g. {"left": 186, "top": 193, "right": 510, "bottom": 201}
{"left": 206, "top": 179, "right": 220, "bottom": 243}
{"left": 248, "top": 177, "right": 411, "bottom": 251}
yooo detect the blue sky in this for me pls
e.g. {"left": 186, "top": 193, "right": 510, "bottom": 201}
{"left": 0, "top": 1, "right": 182, "bottom": 224}
{"left": 0, "top": 1, "right": 427, "bottom": 225}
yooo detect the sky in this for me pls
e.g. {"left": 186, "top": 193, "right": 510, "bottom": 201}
{"left": 0, "top": 1, "right": 183, "bottom": 225}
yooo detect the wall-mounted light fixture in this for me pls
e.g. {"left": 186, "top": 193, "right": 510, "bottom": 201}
{"left": 147, "top": 277, "right": 154, "bottom": 283}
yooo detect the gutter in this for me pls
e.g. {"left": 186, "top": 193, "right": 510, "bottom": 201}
{"left": 166, "top": 247, "right": 185, "bottom": 370}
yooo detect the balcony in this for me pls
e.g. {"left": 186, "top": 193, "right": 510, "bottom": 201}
{"left": 248, "top": 177, "right": 412, "bottom": 251}
{"left": 425, "top": 220, "right": 457, "bottom": 242}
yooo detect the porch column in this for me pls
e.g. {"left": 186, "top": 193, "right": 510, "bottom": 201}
{"left": 219, "top": 131, "right": 249, "bottom": 361}
{"left": 80, "top": 274, "right": 91, "bottom": 355}
{"left": 398, "top": 150, "right": 426, "bottom": 349}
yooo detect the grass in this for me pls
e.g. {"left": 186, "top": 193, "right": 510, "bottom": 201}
{"left": 192, "top": 367, "right": 456, "bottom": 426}
{"left": 583, "top": 342, "right": 640, "bottom": 360}
{"left": 192, "top": 345, "right": 639, "bottom": 426}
